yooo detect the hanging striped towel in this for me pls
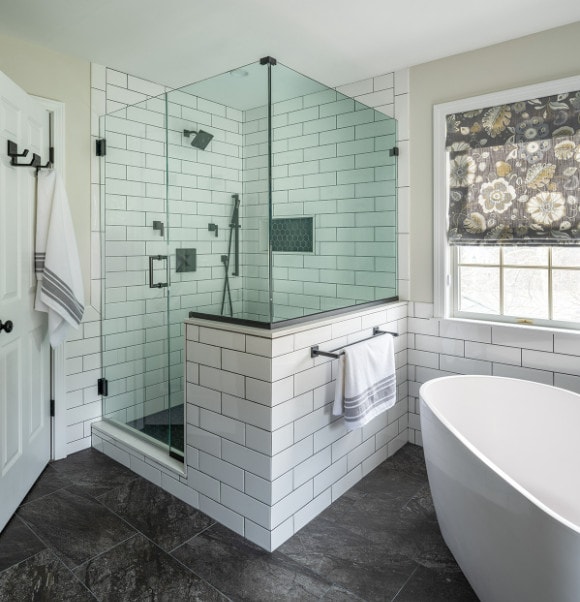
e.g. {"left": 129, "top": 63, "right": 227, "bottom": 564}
{"left": 333, "top": 334, "right": 397, "bottom": 431}
{"left": 35, "top": 170, "right": 84, "bottom": 348}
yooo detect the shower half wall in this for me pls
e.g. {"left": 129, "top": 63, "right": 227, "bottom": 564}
{"left": 99, "top": 58, "right": 397, "bottom": 458}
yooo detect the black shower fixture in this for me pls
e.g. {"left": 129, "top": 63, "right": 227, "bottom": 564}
{"left": 183, "top": 129, "right": 214, "bottom": 150}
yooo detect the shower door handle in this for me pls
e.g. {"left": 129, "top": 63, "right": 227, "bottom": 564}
{"left": 148, "top": 255, "right": 168, "bottom": 288}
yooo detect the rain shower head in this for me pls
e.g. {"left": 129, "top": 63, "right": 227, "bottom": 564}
{"left": 183, "top": 129, "right": 214, "bottom": 150}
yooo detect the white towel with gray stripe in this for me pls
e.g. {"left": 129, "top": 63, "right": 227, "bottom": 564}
{"left": 333, "top": 334, "right": 397, "bottom": 431}
{"left": 35, "top": 170, "right": 84, "bottom": 347}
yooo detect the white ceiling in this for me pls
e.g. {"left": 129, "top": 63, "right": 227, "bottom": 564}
{"left": 1, "top": 1, "right": 580, "bottom": 90}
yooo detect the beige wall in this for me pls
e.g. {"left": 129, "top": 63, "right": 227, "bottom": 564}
{"left": 409, "top": 21, "right": 580, "bottom": 302}
{"left": 0, "top": 35, "right": 91, "bottom": 299}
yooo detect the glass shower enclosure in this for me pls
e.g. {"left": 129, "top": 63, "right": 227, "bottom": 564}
{"left": 99, "top": 57, "right": 398, "bottom": 458}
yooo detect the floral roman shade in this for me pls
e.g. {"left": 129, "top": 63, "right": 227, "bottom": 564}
{"left": 445, "top": 90, "right": 580, "bottom": 245}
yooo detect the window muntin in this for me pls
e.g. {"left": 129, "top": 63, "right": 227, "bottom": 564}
{"left": 454, "top": 246, "right": 580, "bottom": 326}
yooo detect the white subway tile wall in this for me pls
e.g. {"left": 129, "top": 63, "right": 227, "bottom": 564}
{"left": 339, "top": 71, "right": 410, "bottom": 302}
{"left": 242, "top": 76, "right": 403, "bottom": 320}
{"left": 407, "top": 302, "right": 580, "bottom": 446}
{"left": 90, "top": 65, "right": 411, "bottom": 441}
{"left": 94, "top": 302, "right": 408, "bottom": 551}
{"left": 61, "top": 66, "right": 173, "bottom": 454}
{"left": 100, "top": 76, "right": 245, "bottom": 429}
{"left": 83, "top": 65, "right": 416, "bottom": 549}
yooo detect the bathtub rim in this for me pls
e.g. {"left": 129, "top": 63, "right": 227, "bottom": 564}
{"left": 419, "top": 374, "right": 580, "bottom": 536}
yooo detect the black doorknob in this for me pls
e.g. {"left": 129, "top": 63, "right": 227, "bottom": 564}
{"left": 0, "top": 320, "right": 13, "bottom": 333}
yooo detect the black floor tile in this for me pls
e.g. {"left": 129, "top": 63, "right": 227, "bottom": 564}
{"left": 394, "top": 565, "right": 479, "bottom": 601}
{"left": 50, "top": 448, "right": 138, "bottom": 497}
{"left": 74, "top": 533, "right": 225, "bottom": 601}
{"left": 321, "top": 469, "right": 424, "bottom": 531}
{"left": 17, "top": 488, "right": 136, "bottom": 568}
{"left": 0, "top": 549, "right": 95, "bottom": 601}
{"left": 346, "top": 455, "right": 426, "bottom": 502}
{"left": 321, "top": 585, "right": 367, "bottom": 600}
{"left": 395, "top": 482, "right": 457, "bottom": 569}
{"left": 173, "top": 523, "right": 334, "bottom": 601}
{"left": 0, "top": 515, "right": 46, "bottom": 573}
{"left": 20, "top": 463, "right": 73, "bottom": 505}
{"left": 2, "top": 443, "right": 477, "bottom": 602}
{"left": 277, "top": 514, "right": 417, "bottom": 602}
{"left": 383, "top": 443, "right": 428, "bottom": 480}
{"left": 97, "top": 477, "right": 214, "bottom": 552}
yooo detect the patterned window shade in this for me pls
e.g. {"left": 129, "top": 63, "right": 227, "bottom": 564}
{"left": 445, "top": 90, "right": 580, "bottom": 245}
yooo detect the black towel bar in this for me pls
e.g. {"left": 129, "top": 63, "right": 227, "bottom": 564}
{"left": 311, "top": 327, "right": 399, "bottom": 359}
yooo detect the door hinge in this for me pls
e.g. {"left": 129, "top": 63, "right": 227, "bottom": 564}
{"left": 389, "top": 146, "right": 399, "bottom": 157}
{"left": 50, "top": 399, "right": 55, "bottom": 417}
{"left": 96, "top": 139, "right": 107, "bottom": 156}
{"left": 98, "top": 378, "right": 109, "bottom": 396}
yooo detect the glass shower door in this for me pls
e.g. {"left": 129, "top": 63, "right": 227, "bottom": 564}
{"left": 100, "top": 95, "right": 183, "bottom": 458}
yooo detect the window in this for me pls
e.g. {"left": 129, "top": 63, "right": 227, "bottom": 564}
{"left": 455, "top": 246, "right": 580, "bottom": 325}
{"left": 434, "top": 76, "right": 580, "bottom": 330}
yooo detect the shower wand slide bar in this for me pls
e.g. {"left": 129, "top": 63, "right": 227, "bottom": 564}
{"left": 311, "top": 327, "right": 399, "bottom": 359}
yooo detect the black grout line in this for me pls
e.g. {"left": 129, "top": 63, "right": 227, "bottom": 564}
{"left": 164, "top": 538, "right": 234, "bottom": 602}
{"left": 64, "top": 479, "right": 226, "bottom": 599}
{"left": 8, "top": 515, "right": 100, "bottom": 600}
{"left": 168, "top": 521, "right": 216, "bottom": 555}
{"left": 4, "top": 443, "right": 471, "bottom": 601}
{"left": 0, "top": 518, "right": 46, "bottom": 578}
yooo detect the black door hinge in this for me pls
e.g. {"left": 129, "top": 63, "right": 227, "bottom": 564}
{"left": 98, "top": 378, "right": 109, "bottom": 396}
{"left": 96, "top": 139, "right": 107, "bottom": 156}
{"left": 50, "top": 399, "right": 55, "bottom": 417}
{"left": 390, "top": 146, "right": 399, "bottom": 157}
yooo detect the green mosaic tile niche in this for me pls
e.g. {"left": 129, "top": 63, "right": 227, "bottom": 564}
{"left": 271, "top": 217, "right": 314, "bottom": 253}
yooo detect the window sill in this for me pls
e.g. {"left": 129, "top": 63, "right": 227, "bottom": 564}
{"left": 439, "top": 314, "right": 580, "bottom": 337}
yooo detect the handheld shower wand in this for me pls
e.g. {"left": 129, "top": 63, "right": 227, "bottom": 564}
{"left": 220, "top": 194, "right": 241, "bottom": 317}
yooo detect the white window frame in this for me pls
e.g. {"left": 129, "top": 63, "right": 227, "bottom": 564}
{"left": 433, "top": 74, "right": 580, "bottom": 328}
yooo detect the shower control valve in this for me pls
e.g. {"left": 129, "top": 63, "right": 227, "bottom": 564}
{"left": 208, "top": 223, "right": 218, "bottom": 237}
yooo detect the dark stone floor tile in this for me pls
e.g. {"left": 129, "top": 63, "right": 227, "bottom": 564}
{"left": 346, "top": 456, "right": 426, "bottom": 502}
{"left": 322, "top": 473, "right": 422, "bottom": 528}
{"left": 394, "top": 565, "right": 479, "bottom": 601}
{"left": 97, "top": 477, "right": 214, "bottom": 551}
{"left": 0, "top": 515, "right": 46, "bottom": 572}
{"left": 173, "top": 523, "right": 334, "bottom": 601}
{"left": 384, "top": 443, "right": 428, "bottom": 479}
{"left": 322, "top": 585, "right": 367, "bottom": 600}
{"left": 277, "top": 515, "right": 416, "bottom": 602}
{"left": 50, "top": 448, "right": 137, "bottom": 497}
{"left": 0, "top": 548, "right": 95, "bottom": 601}
{"left": 17, "top": 488, "right": 135, "bottom": 568}
{"left": 323, "top": 481, "right": 456, "bottom": 570}
{"left": 395, "top": 482, "right": 457, "bottom": 569}
{"left": 20, "top": 464, "right": 73, "bottom": 505}
{"left": 75, "top": 533, "right": 225, "bottom": 602}
{"left": 99, "top": 478, "right": 214, "bottom": 552}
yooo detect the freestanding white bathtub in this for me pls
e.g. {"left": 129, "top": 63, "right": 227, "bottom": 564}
{"left": 420, "top": 375, "right": 580, "bottom": 602}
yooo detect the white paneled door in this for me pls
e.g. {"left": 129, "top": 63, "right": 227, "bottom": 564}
{"left": 0, "top": 70, "right": 51, "bottom": 532}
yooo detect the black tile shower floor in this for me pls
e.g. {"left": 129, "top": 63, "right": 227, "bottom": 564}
{"left": 0, "top": 444, "right": 478, "bottom": 601}
{"left": 126, "top": 403, "right": 185, "bottom": 452}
